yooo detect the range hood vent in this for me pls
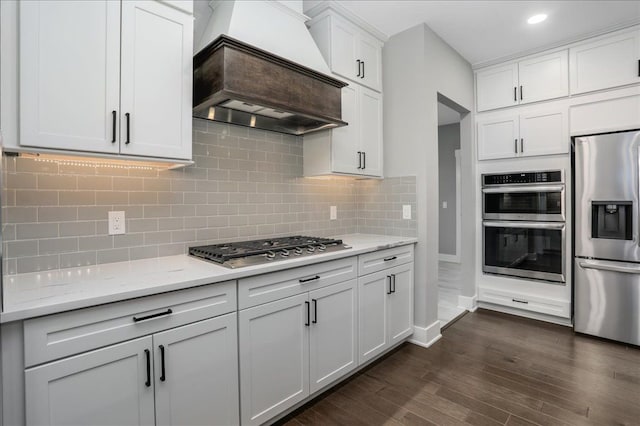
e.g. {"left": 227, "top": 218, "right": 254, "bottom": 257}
{"left": 193, "top": 35, "right": 348, "bottom": 136}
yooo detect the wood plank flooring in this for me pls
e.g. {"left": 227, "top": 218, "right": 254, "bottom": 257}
{"left": 278, "top": 310, "right": 640, "bottom": 426}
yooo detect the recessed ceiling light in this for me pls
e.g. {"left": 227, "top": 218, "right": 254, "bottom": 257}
{"left": 528, "top": 14, "right": 548, "bottom": 25}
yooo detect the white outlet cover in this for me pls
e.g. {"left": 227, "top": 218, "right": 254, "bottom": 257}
{"left": 442, "top": 201, "right": 448, "bottom": 209}
{"left": 108, "top": 211, "right": 126, "bottom": 235}
{"left": 402, "top": 205, "right": 411, "bottom": 220}
{"left": 330, "top": 206, "right": 337, "bottom": 220}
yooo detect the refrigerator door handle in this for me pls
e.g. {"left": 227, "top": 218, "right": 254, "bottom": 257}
{"left": 578, "top": 260, "right": 640, "bottom": 274}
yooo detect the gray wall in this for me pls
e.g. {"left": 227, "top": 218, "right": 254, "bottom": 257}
{"left": 383, "top": 23, "right": 474, "bottom": 338}
{"left": 438, "top": 123, "right": 460, "bottom": 255}
{"left": 2, "top": 120, "right": 416, "bottom": 275}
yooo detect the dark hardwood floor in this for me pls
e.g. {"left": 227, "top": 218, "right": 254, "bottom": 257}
{"left": 278, "top": 309, "right": 640, "bottom": 426}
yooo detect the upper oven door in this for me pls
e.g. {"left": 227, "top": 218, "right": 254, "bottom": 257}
{"left": 483, "top": 185, "right": 565, "bottom": 221}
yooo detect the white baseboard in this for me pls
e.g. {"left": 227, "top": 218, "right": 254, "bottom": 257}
{"left": 477, "top": 302, "right": 573, "bottom": 327}
{"left": 458, "top": 294, "right": 478, "bottom": 312}
{"left": 438, "top": 253, "right": 460, "bottom": 263}
{"left": 408, "top": 320, "right": 442, "bottom": 348}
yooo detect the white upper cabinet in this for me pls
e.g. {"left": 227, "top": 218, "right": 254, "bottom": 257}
{"left": 20, "top": 1, "right": 121, "bottom": 154}
{"left": 476, "top": 50, "right": 569, "bottom": 112}
{"left": 120, "top": 0, "right": 192, "bottom": 160}
{"left": 477, "top": 103, "right": 568, "bottom": 160}
{"left": 330, "top": 85, "right": 359, "bottom": 175}
{"left": 476, "top": 63, "right": 519, "bottom": 112}
{"left": 358, "top": 86, "right": 383, "bottom": 176}
{"left": 570, "top": 27, "right": 640, "bottom": 95}
{"left": 18, "top": 0, "right": 192, "bottom": 161}
{"left": 307, "top": 6, "right": 384, "bottom": 92}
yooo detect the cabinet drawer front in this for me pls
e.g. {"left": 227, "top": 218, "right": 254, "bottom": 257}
{"left": 479, "top": 287, "right": 570, "bottom": 318}
{"left": 358, "top": 245, "right": 414, "bottom": 276}
{"left": 24, "top": 281, "right": 236, "bottom": 367}
{"left": 238, "top": 257, "right": 357, "bottom": 309}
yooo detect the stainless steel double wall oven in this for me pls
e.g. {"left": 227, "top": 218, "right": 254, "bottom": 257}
{"left": 482, "top": 170, "right": 566, "bottom": 283}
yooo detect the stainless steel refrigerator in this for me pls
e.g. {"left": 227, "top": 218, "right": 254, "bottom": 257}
{"left": 574, "top": 129, "right": 640, "bottom": 346}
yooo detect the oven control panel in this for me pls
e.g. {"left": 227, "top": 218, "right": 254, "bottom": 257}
{"left": 483, "top": 170, "right": 563, "bottom": 186}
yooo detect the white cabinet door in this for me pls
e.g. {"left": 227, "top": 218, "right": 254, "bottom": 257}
{"left": 120, "top": 0, "right": 192, "bottom": 160}
{"left": 476, "top": 63, "right": 519, "bottom": 112}
{"left": 154, "top": 313, "right": 239, "bottom": 426}
{"left": 518, "top": 50, "right": 569, "bottom": 104}
{"left": 519, "top": 108, "right": 568, "bottom": 157}
{"left": 331, "top": 85, "right": 360, "bottom": 174}
{"left": 309, "top": 280, "right": 358, "bottom": 394}
{"left": 359, "top": 87, "right": 383, "bottom": 177}
{"left": 358, "top": 270, "right": 388, "bottom": 364}
{"left": 19, "top": 0, "right": 120, "bottom": 153}
{"left": 358, "top": 33, "right": 382, "bottom": 92}
{"left": 25, "top": 336, "right": 155, "bottom": 426}
{"left": 387, "top": 264, "right": 414, "bottom": 346}
{"left": 330, "top": 16, "right": 359, "bottom": 82}
{"left": 477, "top": 114, "right": 519, "bottom": 160}
{"left": 570, "top": 28, "right": 640, "bottom": 95}
{"left": 239, "top": 294, "right": 310, "bottom": 425}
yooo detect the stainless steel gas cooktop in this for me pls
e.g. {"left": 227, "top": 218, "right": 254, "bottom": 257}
{"left": 189, "top": 236, "right": 350, "bottom": 268}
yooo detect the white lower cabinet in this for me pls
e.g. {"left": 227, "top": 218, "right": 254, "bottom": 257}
{"left": 239, "top": 279, "right": 358, "bottom": 425}
{"left": 26, "top": 336, "right": 156, "bottom": 426}
{"left": 358, "top": 262, "right": 414, "bottom": 364}
{"left": 25, "top": 293, "right": 239, "bottom": 426}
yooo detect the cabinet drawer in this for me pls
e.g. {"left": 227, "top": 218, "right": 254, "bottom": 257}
{"left": 358, "top": 245, "right": 414, "bottom": 276}
{"left": 238, "top": 257, "right": 357, "bottom": 309}
{"left": 478, "top": 287, "right": 570, "bottom": 318}
{"left": 24, "top": 281, "right": 236, "bottom": 367}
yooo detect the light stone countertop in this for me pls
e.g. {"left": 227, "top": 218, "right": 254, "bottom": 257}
{"left": 1, "top": 234, "right": 417, "bottom": 323}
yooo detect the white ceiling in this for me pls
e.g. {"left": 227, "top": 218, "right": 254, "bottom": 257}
{"left": 309, "top": 1, "right": 640, "bottom": 67}
{"left": 438, "top": 102, "right": 460, "bottom": 126}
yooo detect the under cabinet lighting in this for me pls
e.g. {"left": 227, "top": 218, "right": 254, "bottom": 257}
{"left": 13, "top": 152, "right": 189, "bottom": 170}
{"left": 527, "top": 14, "right": 547, "bottom": 24}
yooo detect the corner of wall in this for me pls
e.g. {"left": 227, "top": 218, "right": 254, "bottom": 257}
{"left": 408, "top": 320, "right": 441, "bottom": 348}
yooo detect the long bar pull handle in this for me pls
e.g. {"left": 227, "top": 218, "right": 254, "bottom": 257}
{"left": 125, "top": 113, "right": 130, "bottom": 144}
{"left": 299, "top": 275, "right": 320, "bottom": 283}
{"left": 637, "top": 59, "right": 639, "bottom": 77}
{"left": 144, "top": 349, "right": 151, "bottom": 387}
{"left": 362, "top": 61, "right": 365, "bottom": 79}
{"left": 159, "top": 345, "right": 166, "bottom": 382}
{"left": 512, "top": 298, "right": 528, "bottom": 304}
{"left": 357, "top": 151, "right": 362, "bottom": 169}
{"left": 520, "top": 138, "right": 524, "bottom": 153}
{"left": 579, "top": 261, "right": 640, "bottom": 274}
{"left": 312, "top": 299, "right": 317, "bottom": 324}
{"left": 305, "top": 301, "right": 310, "bottom": 326}
{"left": 357, "top": 59, "right": 361, "bottom": 77}
{"left": 386, "top": 275, "right": 392, "bottom": 294}
{"left": 519, "top": 85, "right": 523, "bottom": 100}
{"left": 514, "top": 139, "right": 518, "bottom": 154}
{"left": 391, "top": 274, "right": 396, "bottom": 293}
{"left": 112, "top": 111, "right": 117, "bottom": 143}
{"left": 362, "top": 151, "right": 366, "bottom": 169}
{"left": 514, "top": 87, "right": 517, "bottom": 102}
{"left": 384, "top": 256, "right": 397, "bottom": 261}
{"left": 133, "top": 308, "right": 172, "bottom": 322}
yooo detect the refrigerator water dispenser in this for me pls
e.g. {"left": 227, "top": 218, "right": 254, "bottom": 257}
{"left": 591, "top": 202, "right": 632, "bottom": 240}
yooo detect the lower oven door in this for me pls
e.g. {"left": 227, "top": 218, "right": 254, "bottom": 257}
{"left": 483, "top": 221, "right": 565, "bottom": 283}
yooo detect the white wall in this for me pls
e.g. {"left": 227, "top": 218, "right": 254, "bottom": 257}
{"left": 384, "top": 23, "right": 474, "bottom": 341}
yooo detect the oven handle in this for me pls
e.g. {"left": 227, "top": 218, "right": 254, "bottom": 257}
{"left": 483, "top": 221, "right": 565, "bottom": 230}
{"left": 482, "top": 185, "right": 564, "bottom": 194}
{"left": 578, "top": 260, "right": 640, "bottom": 274}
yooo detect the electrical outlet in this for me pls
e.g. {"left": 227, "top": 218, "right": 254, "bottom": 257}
{"left": 402, "top": 205, "right": 411, "bottom": 220}
{"left": 108, "top": 211, "right": 126, "bottom": 235}
{"left": 442, "top": 201, "right": 448, "bottom": 209}
{"left": 330, "top": 205, "right": 337, "bottom": 220}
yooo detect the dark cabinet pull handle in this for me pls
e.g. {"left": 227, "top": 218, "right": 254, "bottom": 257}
{"left": 144, "top": 349, "right": 151, "bottom": 387}
{"left": 159, "top": 345, "right": 166, "bottom": 382}
{"left": 361, "top": 61, "right": 365, "bottom": 79}
{"left": 387, "top": 275, "right": 392, "bottom": 295}
{"left": 111, "top": 111, "right": 116, "bottom": 143}
{"left": 513, "top": 87, "right": 517, "bottom": 102}
{"left": 519, "top": 85, "right": 523, "bottom": 101}
{"left": 305, "top": 301, "right": 310, "bottom": 326}
{"left": 391, "top": 274, "right": 396, "bottom": 293}
{"left": 362, "top": 151, "right": 366, "bottom": 169}
{"left": 512, "top": 298, "right": 529, "bottom": 304}
{"left": 125, "top": 112, "right": 130, "bottom": 144}
{"left": 299, "top": 275, "right": 320, "bottom": 283}
{"left": 133, "top": 308, "right": 173, "bottom": 322}
{"left": 312, "top": 299, "right": 317, "bottom": 324}
{"left": 357, "top": 151, "right": 362, "bottom": 169}
{"left": 520, "top": 138, "right": 524, "bottom": 153}
{"left": 357, "top": 59, "right": 361, "bottom": 77}
{"left": 383, "top": 256, "right": 397, "bottom": 261}
{"left": 638, "top": 59, "right": 640, "bottom": 77}
{"left": 514, "top": 139, "right": 518, "bottom": 154}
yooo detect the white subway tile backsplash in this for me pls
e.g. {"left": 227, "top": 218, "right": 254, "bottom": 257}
{"left": 3, "top": 120, "right": 416, "bottom": 274}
